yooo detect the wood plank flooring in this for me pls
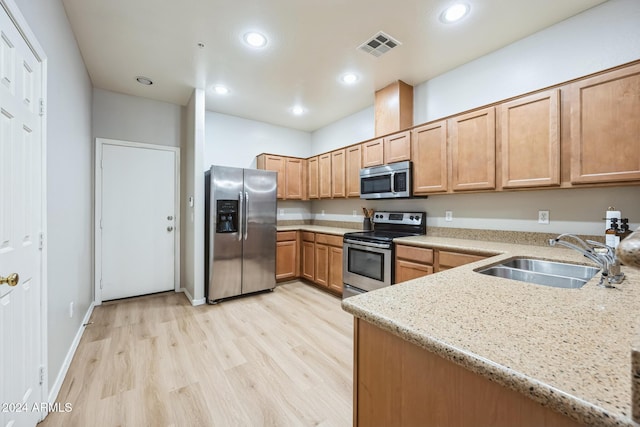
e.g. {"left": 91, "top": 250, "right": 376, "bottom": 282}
{"left": 39, "top": 281, "right": 353, "bottom": 427}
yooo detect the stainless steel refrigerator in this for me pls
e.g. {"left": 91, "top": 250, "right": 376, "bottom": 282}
{"left": 204, "top": 165, "right": 277, "bottom": 303}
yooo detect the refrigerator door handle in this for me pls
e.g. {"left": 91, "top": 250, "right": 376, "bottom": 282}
{"left": 238, "top": 191, "right": 244, "bottom": 241}
{"left": 244, "top": 191, "right": 249, "bottom": 240}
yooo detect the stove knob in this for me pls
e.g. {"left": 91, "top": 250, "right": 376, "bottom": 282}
{"left": 410, "top": 215, "right": 414, "bottom": 220}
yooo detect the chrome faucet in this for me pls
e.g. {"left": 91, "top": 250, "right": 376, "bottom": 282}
{"left": 548, "top": 233, "right": 625, "bottom": 287}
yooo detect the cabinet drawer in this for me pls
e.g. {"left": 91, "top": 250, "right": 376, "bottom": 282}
{"left": 315, "top": 233, "right": 343, "bottom": 247}
{"left": 277, "top": 231, "right": 297, "bottom": 241}
{"left": 438, "top": 251, "right": 485, "bottom": 269}
{"left": 396, "top": 245, "right": 434, "bottom": 264}
{"left": 301, "top": 232, "right": 315, "bottom": 242}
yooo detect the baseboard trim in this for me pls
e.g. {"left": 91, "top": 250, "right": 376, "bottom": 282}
{"left": 178, "top": 287, "right": 206, "bottom": 306}
{"left": 48, "top": 302, "right": 95, "bottom": 404}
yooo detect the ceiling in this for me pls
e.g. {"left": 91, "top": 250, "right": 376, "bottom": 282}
{"left": 61, "top": 0, "right": 607, "bottom": 132}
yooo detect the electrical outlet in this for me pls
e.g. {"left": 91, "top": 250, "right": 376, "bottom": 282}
{"left": 321, "top": 210, "right": 325, "bottom": 216}
{"left": 538, "top": 210, "right": 550, "bottom": 224}
{"left": 279, "top": 209, "right": 284, "bottom": 215}
{"left": 352, "top": 210, "right": 357, "bottom": 217}
{"left": 445, "top": 211, "right": 453, "bottom": 222}
{"left": 69, "top": 301, "right": 74, "bottom": 318}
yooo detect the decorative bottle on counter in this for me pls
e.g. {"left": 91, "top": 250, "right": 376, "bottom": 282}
{"left": 606, "top": 218, "right": 620, "bottom": 249}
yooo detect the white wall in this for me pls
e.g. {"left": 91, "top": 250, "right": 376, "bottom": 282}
{"left": 204, "top": 111, "right": 311, "bottom": 170}
{"left": 181, "top": 89, "right": 206, "bottom": 304}
{"left": 92, "top": 88, "right": 182, "bottom": 147}
{"left": 13, "top": 0, "right": 93, "bottom": 395}
{"left": 413, "top": 0, "right": 640, "bottom": 123}
{"left": 310, "top": 0, "right": 640, "bottom": 236}
{"left": 310, "top": 106, "right": 374, "bottom": 155}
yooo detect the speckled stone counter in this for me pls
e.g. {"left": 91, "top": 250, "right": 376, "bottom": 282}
{"left": 342, "top": 235, "right": 640, "bottom": 427}
{"left": 276, "top": 224, "right": 356, "bottom": 236}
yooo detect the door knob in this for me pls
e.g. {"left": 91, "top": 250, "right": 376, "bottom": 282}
{"left": 167, "top": 226, "right": 174, "bottom": 232}
{"left": 0, "top": 273, "right": 19, "bottom": 287}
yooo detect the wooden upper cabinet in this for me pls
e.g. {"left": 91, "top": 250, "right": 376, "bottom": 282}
{"left": 307, "top": 156, "right": 319, "bottom": 199}
{"left": 384, "top": 131, "right": 411, "bottom": 164}
{"left": 411, "top": 121, "right": 448, "bottom": 194}
{"left": 257, "top": 154, "right": 285, "bottom": 199}
{"left": 285, "top": 157, "right": 304, "bottom": 199}
{"left": 332, "top": 149, "right": 346, "bottom": 198}
{"left": 500, "top": 89, "right": 560, "bottom": 189}
{"left": 450, "top": 107, "right": 496, "bottom": 191}
{"left": 319, "top": 153, "right": 332, "bottom": 199}
{"left": 362, "top": 138, "right": 384, "bottom": 167}
{"left": 568, "top": 63, "right": 640, "bottom": 184}
{"left": 346, "top": 144, "right": 362, "bottom": 197}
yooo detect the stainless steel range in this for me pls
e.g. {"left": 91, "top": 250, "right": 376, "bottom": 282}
{"left": 343, "top": 211, "right": 426, "bottom": 298}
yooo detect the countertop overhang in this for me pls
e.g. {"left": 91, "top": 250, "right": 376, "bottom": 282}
{"left": 341, "top": 235, "right": 640, "bottom": 427}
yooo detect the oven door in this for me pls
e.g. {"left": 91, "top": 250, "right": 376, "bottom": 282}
{"left": 343, "top": 239, "right": 392, "bottom": 292}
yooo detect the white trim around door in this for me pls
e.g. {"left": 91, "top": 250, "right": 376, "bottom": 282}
{"left": 94, "top": 138, "right": 181, "bottom": 305}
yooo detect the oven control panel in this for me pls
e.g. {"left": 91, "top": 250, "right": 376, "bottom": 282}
{"left": 372, "top": 211, "right": 425, "bottom": 225}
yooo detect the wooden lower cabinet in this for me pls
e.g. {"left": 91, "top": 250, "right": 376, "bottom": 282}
{"left": 328, "top": 246, "right": 343, "bottom": 294}
{"left": 395, "top": 245, "right": 434, "bottom": 284}
{"left": 354, "top": 319, "right": 583, "bottom": 427}
{"left": 301, "top": 233, "right": 315, "bottom": 282}
{"left": 315, "top": 243, "right": 329, "bottom": 287}
{"left": 438, "top": 250, "right": 486, "bottom": 272}
{"left": 276, "top": 231, "right": 298, "bottom": 281}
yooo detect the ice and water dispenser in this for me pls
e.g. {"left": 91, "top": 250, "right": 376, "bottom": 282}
{"left": 216, "top": 200, "right": 238, "bottom": 233}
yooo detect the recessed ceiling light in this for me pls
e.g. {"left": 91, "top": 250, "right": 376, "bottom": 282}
{"left": 440, "top": 3, "right": 470, "bottom": 23}
{"left": 341, "top": 73, "right": 359, "bottom": 85}
{"left": 243, "top": 31, "right": 267, "bottom": 48}
{"left": 213, "top": 85, "right": 229, "bottom": 95}
{"left": 136, "top": 76, "right": 153, "bottom": 85}
{"left": 291, "top": 105, "right": 305, "bottom": 116}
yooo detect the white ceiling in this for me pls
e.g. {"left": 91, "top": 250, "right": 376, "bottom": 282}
{"left": 61, "top": 0, "right": 607, "bottom": 132}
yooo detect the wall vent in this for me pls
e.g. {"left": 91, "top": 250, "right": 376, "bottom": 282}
{"left": 357, "top": 31, "right": 402, "bottom": 58}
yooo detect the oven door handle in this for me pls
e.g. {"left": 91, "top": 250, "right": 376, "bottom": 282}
{"left": 344, "top": 239, "right": 391, "bottom": 249}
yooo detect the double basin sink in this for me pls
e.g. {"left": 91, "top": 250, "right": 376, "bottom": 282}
{"left": 476, "top": 258, "right": 600, "bottom": 289}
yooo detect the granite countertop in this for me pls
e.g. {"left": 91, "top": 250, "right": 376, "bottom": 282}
{"left": 277, "top": 224, "right": 357, "bottom": 236}
{"left": 342, "top": 235, "right": 640, "bottom": 427}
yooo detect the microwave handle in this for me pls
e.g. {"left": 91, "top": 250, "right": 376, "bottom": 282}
{"left": 390, "top": 171, "right": 396, "bottom": 193}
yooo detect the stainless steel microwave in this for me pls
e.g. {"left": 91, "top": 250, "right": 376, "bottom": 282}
{"left": 360, "top": 161, "right": 412, "bottom": 199}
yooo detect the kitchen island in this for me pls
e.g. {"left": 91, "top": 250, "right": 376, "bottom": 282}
{"left": 342, "top": 236, "right": 640, "bottom": 427}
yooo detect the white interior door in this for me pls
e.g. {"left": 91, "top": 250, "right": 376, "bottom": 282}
{"left": 100, "top": 142, "right": 177, "bottom": 301}
{"left": 0, "top": 3, "right": 44, "bottom": 426}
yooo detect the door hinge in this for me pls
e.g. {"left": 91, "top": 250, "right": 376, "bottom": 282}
{"left": 100, "top": 278, "right": 103, "bottom": 289}
{"left": 39, "top": 366, "right": 45, "bottom": 385}
{"left": 100, "top": 218, "right": 103, "bottom": 229}
{"left": 39, "top": 98, "right": 45, "bottom": 116}
{"left": 39, "top": 232, "right": 45, "bottom": 250}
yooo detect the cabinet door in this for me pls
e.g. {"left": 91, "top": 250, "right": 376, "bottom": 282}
{"left": 262, "top": 155, "right": 286, "bottom": 199}
{"left": 395, "top": 259, "right": 433, "bottom": 284}
{"left": 276, "top": 240, "right": 297, "bottom": 281}
{"left": 450, "top": 107, "right": 496, "bottom": 191}
{"left": 500, "top": 89, "right": 560, "bottom": 189}
{"left": 301, "top": 240, "right": 315, "bottom": 281}
{"left": 437, "top": 251, "right": 486, "bottom": 272}
{"left": 411, "top": 121, "right": 448, "bottom": 194}
{"left": 319, "top": 153, "right": 332, "bottom": 199}
{"left": 285, "top": 157, "right": 304, "bottom": 199}
{"left": 362, "top": 138, "right": 384, "bottom": 167}
{"left": 568, "top": 64, "right": 640, "bottom": 184}
{"left": 332, "top": 149, "right": 346, "bottom": 198}
{"left": 346, "top": 145, "right": 362, "bottom": 197}
{"left": 328, "top": 246, "right": 344, "bottom": 294}
{"left": 384, "top": 131, "right": 411, "bottom": 164}
{"left": 315, "top": 244, "right": 329, "bottom": 287}
{"left": 308, "top": 156, "right": 319, "bottom": 199}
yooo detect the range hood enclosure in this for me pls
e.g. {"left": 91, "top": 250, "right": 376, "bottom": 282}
{"left": 374, "top": 80, "right": 413, "bottom": 136}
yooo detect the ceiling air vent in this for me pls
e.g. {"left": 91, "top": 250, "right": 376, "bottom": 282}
{"left": 357, "top": 31, "right": 402, "bottom": 58}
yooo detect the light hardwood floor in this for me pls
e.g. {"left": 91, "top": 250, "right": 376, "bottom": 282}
{"left": 39, "top": 281, "right": 353, "bottom": 427}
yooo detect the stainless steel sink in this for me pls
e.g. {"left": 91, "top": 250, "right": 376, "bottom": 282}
{"left": 476, "top": 258, "right": 600, "bottom": 289}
